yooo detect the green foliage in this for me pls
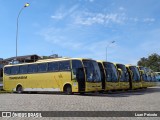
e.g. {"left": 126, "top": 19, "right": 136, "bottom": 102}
{"left": 137, "top": 53, "right": 160, "bottom": 72}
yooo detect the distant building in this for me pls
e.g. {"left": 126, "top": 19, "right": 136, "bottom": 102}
{"left": 0, "top": 54, "right": 42, "bottom": 65}
{"left": 42, "top": 54, "right": 62, "bottom": 59}
{"left": 0, "top": 55, "right": 42, "bottom": 82}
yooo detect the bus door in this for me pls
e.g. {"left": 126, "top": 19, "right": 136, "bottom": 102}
{"left": 72, "top": 60, "right": 85, "bottom": 92}
{"left": 76, "top": 68, "right": 85, "bottom": 92}
{"left": 98, "top": 63, "right": 105, "bottom": 90}
{"left": 106, "top": 69, "right": 119, "bottom": 90}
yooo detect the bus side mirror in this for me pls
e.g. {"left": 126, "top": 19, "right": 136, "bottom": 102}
{"left": 118, "top": 68, "right": 123, "bottom": 79}
{"left": 118, "top": 68, "right": 122, "bottom": 76}
{"left": 129, "top": 70, "right": 133, "bottom": 77}
{"left": 139, "top": 70, "right": 144, "bottom": 75}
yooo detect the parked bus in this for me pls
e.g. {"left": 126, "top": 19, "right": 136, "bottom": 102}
{"left": 115, "top": 63, "right": 130, "bottom": 90}
{"left": 3, "top": 58, "right": 102, "bottom": 94}
{"left": 97, "top": 61, "right": 120, "bottom": 91}
{"left": 125, "top": 65, "right": 142, "bottom": 89}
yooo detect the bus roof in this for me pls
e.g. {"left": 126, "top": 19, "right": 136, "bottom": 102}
{"left": 114, "top": 63, "right": 125, "bottom": 66}
{"left": 96, "top": 60, "right": 113, "bottom": 64}
{"left": 4, "top": 58, "right": 93, "bottom": 67}
{"left": 125, "top": 64, "right": 136, "bottom": 67}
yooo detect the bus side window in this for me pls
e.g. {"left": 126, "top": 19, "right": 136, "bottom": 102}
{"left": 28, "top": 64, "right": 37, "bottom": 73}
{"left": 4, "top": 67, "right": 11, "bottom": 75}
{"left": 48, "top": 62, "right": 59, "bottom": 72}
{"left": 38, "top": 63, "right": 47, "bottom": 72}
{"left": 11, "top": 66, "right": 19, "bottom": 75}
{"left": 19, "top": 65, "right": 28, "bottom": 74}
{"left": 59, "top": 61, "right": 71, "bottom": 71}
{"left": 72, "top": 60, "right": 83, "bottom": 79}
{"left": 72, "top": 60, "right": 84, "bottom": 81}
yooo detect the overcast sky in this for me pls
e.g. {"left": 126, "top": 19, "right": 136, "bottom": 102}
{"left": 0, "top": 0, "right": 160, "bottom": 65}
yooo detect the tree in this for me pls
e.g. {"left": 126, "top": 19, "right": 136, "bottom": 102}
{"left": 137, "top": 53, "right": 160, "bottom": 72}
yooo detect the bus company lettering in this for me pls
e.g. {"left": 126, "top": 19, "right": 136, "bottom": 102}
{"left": 9, "top": 76, "right": 27, "bottom": 80}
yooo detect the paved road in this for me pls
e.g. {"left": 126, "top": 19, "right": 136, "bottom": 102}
{"left": 0, "top": 87, "right": 160, "bottom": 119}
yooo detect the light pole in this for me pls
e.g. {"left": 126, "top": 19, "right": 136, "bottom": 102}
{"left": 106, "top": 41, "right": 115, "bottom": 61}
{"left": 16, "top": 3, "right": 30, "bottom": 60}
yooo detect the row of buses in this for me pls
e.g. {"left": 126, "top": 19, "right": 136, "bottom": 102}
{"left": 2, "top": 57, "right": 159, "bottom": 94}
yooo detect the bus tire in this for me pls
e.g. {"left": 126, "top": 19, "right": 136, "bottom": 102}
{"left": 16, "top": 85, "right": 23, "bottom": 94}
{"left": 80, "top": 92, "right": 85, "bottom": 95}
{"left": 64, "top": 84, "right": 72, "bottom": 95}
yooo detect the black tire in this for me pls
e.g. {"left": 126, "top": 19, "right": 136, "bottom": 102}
{"left": 80, "top": 92, "right": 85, "bottom": 95}
{"left": 99, "top": 91, "right": 104, "bottom": 94}
{"left": 64, "top": 85, "right": 72, "bottom": 95}
{"left": 16, "top": 85, "right": 23, "bottom": 94}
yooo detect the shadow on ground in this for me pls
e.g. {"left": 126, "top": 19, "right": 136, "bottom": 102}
{"left": 9, "top": 86, "right": 160, "bottom": 98}
{"left": 77, "top": 87, "right": 160, "bottom": 97}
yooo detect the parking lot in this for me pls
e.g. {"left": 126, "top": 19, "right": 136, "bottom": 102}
{"left": 0, "top": 87, "right": 159, "bottom": 120}
{"left": 0, "top": 87, "right": 160, "bottom": 111}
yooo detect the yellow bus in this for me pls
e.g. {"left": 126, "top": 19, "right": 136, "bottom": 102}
{"left": 97, "top": 61, "right": 120, "bottom": 91}
{"left": 125, "top": 65, "right": 142, "bottom": 89}
{"left": 115, "top": 63, "right": 130, "bottom": 90}
{"left": 3, "top": 58, "right": 102, "bottom": 94}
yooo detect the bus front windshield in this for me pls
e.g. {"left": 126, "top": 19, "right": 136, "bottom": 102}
{"left": 129, "top": 66, "right": 140, "bottom": 81}
{"left": 116, "top": 64, "right": 129, "bottom": 82}
{"left": 103, "top": 62, "right": 118, "bottom": 82}
{"left": 83, "top": 60, "right": 101, "bottom": 82}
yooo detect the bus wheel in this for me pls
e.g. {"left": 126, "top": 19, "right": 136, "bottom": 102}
{"left": 64, "top": 85, "right": 72, "bottom": 95}
{"left": 16, "top": 85, "right": 23, "bottom": 94}
{"left": 80, "top": 92, "right": 85, "bottom": 95}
